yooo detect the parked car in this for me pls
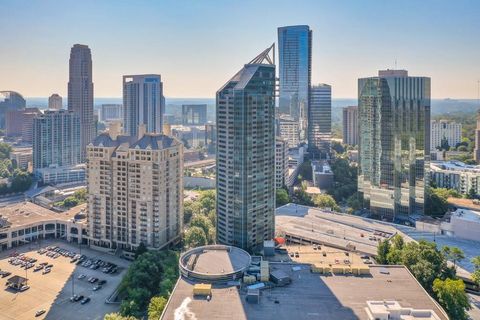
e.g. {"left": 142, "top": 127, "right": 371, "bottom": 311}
{"left": 35, "top": 310, "right": 46, "bottom": 317}
{"left": 78, "top": 274, "right": 86, "bottom": 280}
{"left": 74, "top": 295, "right": 84, "bottom": 302}
{"left": 93, "top": 285, "right": 102, "bottom": 291}
{"left": 81, "top": 297, "right": 91, "bottom": 305}
{"left": 98, "top": 280, "right": 107, "bottom": 285}
{"left": 42, "top": 268, "right": 51, "bottom": 275}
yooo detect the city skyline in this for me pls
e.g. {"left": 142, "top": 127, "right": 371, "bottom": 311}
{"left": 1, "top": 0, "right": 479, "bottom": 99}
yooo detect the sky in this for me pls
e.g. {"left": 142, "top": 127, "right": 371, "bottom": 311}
{"left": 0, "top": 0, "right": 479, "bottom": 99}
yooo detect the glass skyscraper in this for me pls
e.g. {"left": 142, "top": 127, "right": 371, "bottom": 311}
{"left": 68, "top": 44, "right": 95, "bottom": 162}
{"left": 278, "top": 25, "right": 312, "bottom": 143}
{"left": 123, "top": 74, "right": 165, "bottom": 137}
{"left": 308, "top": 84, "right": 332, "bottom": 159}
{"left": 216, "top": 46, "right": 276, "bottom": 251}
{"left": 358, "top": 70, "right": 430, "bottom": 221}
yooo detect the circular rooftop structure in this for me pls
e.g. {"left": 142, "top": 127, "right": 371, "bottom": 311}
{"left": 180, "top": 245, "right": 251, "bottom": 283}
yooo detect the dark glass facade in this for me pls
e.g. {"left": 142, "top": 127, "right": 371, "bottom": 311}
{"left": 358, "top": 70, "right": 430, "bottom": 221}
{"left": 308, "top": 84, "right": 331, "bottom": 158}
{"left": 216, "top": 55, "right": 276, "bottom": 251}
{"left": 278, "top": 25, "right": 312, "bottom": 142}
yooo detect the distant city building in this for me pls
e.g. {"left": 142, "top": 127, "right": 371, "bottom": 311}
{"left": 277, "top": 116, "right": 300, "bottom": 148}
{"left": 5, "top": 108, "right": 41, "bottom": 140}
{"left": 475, "top": 113, "right": 480, "bottom": 164}
{"left": 182, "top": 104, "right": 207, "bottom": 125}
{"left": 100, "top": 104, "right": 123, "bottom": 122}
{"left": 308, "top": 84, "right": 331, "bottom": 158}
{"left": 275, "top": 137, "right": 288, "bottom": 189}
{"left": 0, "top": 91, "right": 26, "bottom": 129}
{"left": 171, "top": 125, "right": 206, "bottom": 149}
{"left": 205, "top": 124, "right": 216, "bottom": 154}
{"left": 87, "top": 127, "right": 183, "bottom": 250}
{"left": 311, "top": 161, "right": 334, "bottom": 190}
{"left": 68, "top": 44, "right": 95, "bottom": 161}
{"left": 32, "top": 109, "right": 81, "bottom": 170}
{"left": 278, "top": 25, "right": 312, "bottom": 143}
{"left": 358, "top": 70, "right": 430, "bottom": 221}
{"left": 48, "top": 94, "right": 63, "bottom": 109}
{"left": 430, "top": 120, "right": 462, "bottom": 150}
{"left": 285, "top": 145, "right": 306, "bottom": 188}
{"left": 342, "top": 106, "right": 358, "bottom": 146}
{"left": 216, "top": 45, "right": 276, "bottom": 250}
{"left": 123, "top": 74, "right": 165, "bottom": 137}
{"left": 430, "top": 161, "right": 480, "bottom": 196}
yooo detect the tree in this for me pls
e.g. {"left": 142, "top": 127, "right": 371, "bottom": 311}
{"left": 439, "top": 136, "right": 450, "bottom": 151}
{"left": 276, "top": 188, "right": 290, "bottom": 207}
{"left": 148, "top": 296, "right": 167, "bottom": 319}
{"left": 331, "top": 141, "right": 345, "bottom": 154}
{"left": 10, "top": 169, "right": 32, "bottom": 192}
{"left": 184, "top": 226, "right": 207, "bottom": 248}
{"left": 134, "top": 242, "right": 148, "bottom": 259}
{"left": 467, "top": 187, "right": 477, "bottom": 199}
{"left": 442, "top": 246, "right": 464, "bottom": 269}
{"left": 104, "top": 313, "right": 137, "bottom": 320}
{"left": 73, "top": 188, "right": 87, "bottom": 202}
{"left": 433, "top": 278, "right": 471, "bottom": 320}
{"left": 0, "top": 142, "right": 12, "bottom": 160}
{"left": 376, "top": 239, "right": 391, "bottom": 264}
{"left": 190, "top": 214, "right": 214, "bottom": 243}
{"left": 346, "top": 193, "right": 362, "bottom": 211}
{"left": 311, "top": 194, "right": 339, "bottom": 211}
{"left": 472, "top": 256, "right": 480, "bottom": 285}
{"left": 425, "top": 188, "right": 449, "bottom": 217}
{"left": 62, "top": 196, "right": 79, "bottom": 208}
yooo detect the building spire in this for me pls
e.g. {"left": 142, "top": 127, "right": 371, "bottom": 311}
{"left": 247, "top": 43, "right": 275, "bottom": 65}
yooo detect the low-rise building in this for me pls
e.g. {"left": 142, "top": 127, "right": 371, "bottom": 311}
{"left": 430, "top": 161, "right": 480, "bottom": 196}
{"left": 285, "top": 146, "right": 305, "bottom": 188}
{"left": 311, "top": 160, "right": 334, "bottom": 190}
{"left": 0, "top": 202, "right": 87, "bottom": 251}
{"left": 10, "top": 147, "right": 33, "bottom": 171}
{"left": 35, "top": 164, "right": 86, "bottom": 185}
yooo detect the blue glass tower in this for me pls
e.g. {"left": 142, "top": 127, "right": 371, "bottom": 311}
{"left": 278, "top": 25, "right": 312, "bottom": 143}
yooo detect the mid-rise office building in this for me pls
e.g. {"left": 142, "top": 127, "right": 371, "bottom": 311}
{"left": 5, "top": 108, "right": 41, "bottom": 140}
{"left": 182, "top": 104, "right": 207, "bottom": 125}
{"left": 277, "top": 116, "right": 300, "bottom": 148}
{"left": 86, "top": 126, "right": 183, "bottom": 250}
{"left": 48, "top": 94, "right": 63, "bottom": 109}
{"left": 68, "top": 44, "right": 95, "bottom": 161}
{"left": 311, "top": 161, "right": 334, "bottom": 190}
{"left": 10, "top": 147, "right": 33, "bottom": 171}
{"left": 358, "top": 70, "right": 430, "bottom": 221}
{"left": 0, "top": 91, "right": 26, "bottom": 129}
{"left": 308, "top": 84, "right": 331, "bottom": 158}
{"left": 216, "top": 45, "right": 276, "bottom": 250}
{"left": 275, "top": 138, "right": 288, "bottom": 189}
{"left": 32, "top": 109, "right": 81, "bottom": 169}
{"left": 123, "top": 74, "right": 165, "bottom": 137}
{"left": 100, "top": 104, "right": 123, "bottom": 122}
{"left": 430, "top": 120, "right": 462, "bottom": 150}
{"left": 278, "top": 25, "right": 312, "bottom": 143}
{"left": 342, "top": 106, "right": 359, "bottom": 146}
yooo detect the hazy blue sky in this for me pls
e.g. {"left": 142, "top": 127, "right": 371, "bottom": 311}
{"left": 1, "top": 0, "right": 479, "bottom": 98}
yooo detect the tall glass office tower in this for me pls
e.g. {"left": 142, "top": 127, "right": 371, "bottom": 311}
{"left": 308, "top": 84, "right": 332, "bottom": 159}
{"left": 278, "top": 25, "right": 312, "bottom": 143}
{"left": 358, "top": 70, "right": 430, "bottom": 222}
{"left": 216, "top": 46, "right": 276, "bottom": 251}
{"left": 68, "top": 44, "right": 95, "bottom": 162}
{"left": 123, "top": 74, "right": 165, "bottom": 137}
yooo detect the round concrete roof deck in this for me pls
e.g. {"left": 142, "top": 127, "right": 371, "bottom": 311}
{"left": 180, "top": 245, "right": 251, "bottom": 283}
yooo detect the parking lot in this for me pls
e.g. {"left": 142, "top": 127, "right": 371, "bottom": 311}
{"left": 0, "top": 240, "right": 130, "bottom": 320}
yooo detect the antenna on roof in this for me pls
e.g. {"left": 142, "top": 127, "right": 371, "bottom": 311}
{"left": 394, "top": 59, "right": 397, "bottom": 70}
{"left": 248, "top": 43, "right": 275, "bottom": 65}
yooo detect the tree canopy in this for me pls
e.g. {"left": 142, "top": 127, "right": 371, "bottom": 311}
{"left": 433, "top": 278, "right": 471, "bottom": 320}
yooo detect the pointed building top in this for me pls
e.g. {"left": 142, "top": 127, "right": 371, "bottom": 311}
{"left": 247, "top": 43, "right": 275, "bottom": 65}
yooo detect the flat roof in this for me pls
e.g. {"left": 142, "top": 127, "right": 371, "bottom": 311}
{"left": 275, "top": 204, "right": 399, "bottom": 255}
{"left": 448, "top": 197, "right": 480, "bottom": 211}
{"left": 452, "top": 208, "right": 480, "bottom": 223}
{"left": 181, "top": 246, "right": 251, "bottom": 276}
{"left": 162, "top": 264, "right": 447, "bottom": 320}
{"left": 0, "top": 202, "right": 86, "bottom": 229}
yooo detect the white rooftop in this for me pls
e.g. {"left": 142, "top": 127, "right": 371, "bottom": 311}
{"left": 451, "top": 208, "right": 480, "bottom": 223}
{"left": 365, "top": 300, "right": 441, "bottom": 320}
